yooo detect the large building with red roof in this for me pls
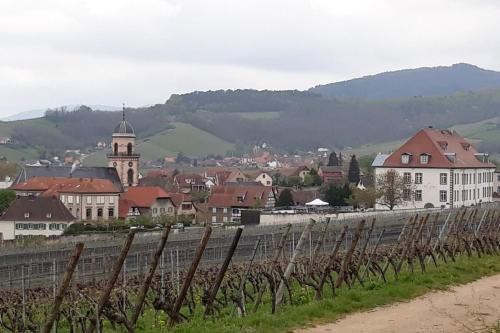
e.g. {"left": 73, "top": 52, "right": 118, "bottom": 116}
{"left": 373, "top": 128, "right": 495, "bottom": 209}
{"left": 11, "top": 176, "right": 121, "bottom": 221}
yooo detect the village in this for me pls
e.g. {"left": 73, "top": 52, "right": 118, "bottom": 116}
{"left": 0, "top": 109, "right": 496, "bottom": 241}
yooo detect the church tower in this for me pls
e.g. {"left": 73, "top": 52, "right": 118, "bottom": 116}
{"left": 107, "top": 108, "right": 140, "bottom": 187}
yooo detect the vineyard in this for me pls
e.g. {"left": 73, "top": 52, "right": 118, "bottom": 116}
{"left": 0, "top": 206, "right": 499, "bottom": 333}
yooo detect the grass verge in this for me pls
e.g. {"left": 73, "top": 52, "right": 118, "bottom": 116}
{"left": 153, "top": 254, "right": 500, "bottom": 333}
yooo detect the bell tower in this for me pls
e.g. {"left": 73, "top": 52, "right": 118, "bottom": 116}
{"left": 107, "top": 107, "right": 140, "bottom": 187}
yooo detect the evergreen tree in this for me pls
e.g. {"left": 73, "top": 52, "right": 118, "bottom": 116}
{"left": 324, "top": 183, "right": 351, "bottom": 206}
{"left": 308, "top": 168, "right": 323, "bottom": 186}
{"left": 348, "top": 155, "right": 360, "bottom": 184}
{"left": 276, "top": 188, "right": 294, "bottom": 207}
{"left": 342, "top": 182, "right": 352, "bottom": 201}
{"left": 327, "top": 152, "right": 340, "bottom": 166}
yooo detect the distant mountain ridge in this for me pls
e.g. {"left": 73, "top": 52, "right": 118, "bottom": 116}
{"left": 309, "top": 63, "right": 500, "bottom": 99}
{"left": 2, "top": 104, "right": 121, "bottom": 122}
{"left": 3, "top": 63, "right": 500, "bottom": 162}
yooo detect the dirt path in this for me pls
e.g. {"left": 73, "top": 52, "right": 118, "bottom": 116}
{"left": 296, "top": 274, "right": 500, "bottom": 333}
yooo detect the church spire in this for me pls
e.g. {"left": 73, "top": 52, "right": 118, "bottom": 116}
{"left": 122, "top": 103, "right": 126, "bottom": 121}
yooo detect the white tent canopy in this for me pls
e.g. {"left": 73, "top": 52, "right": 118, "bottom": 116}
{"left": 305, "top": 198, "right": 329, "bottom": 206}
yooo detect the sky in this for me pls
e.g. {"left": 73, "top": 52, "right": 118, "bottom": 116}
{"left": 1, "top": 0, "right": 500, "bottom": 116}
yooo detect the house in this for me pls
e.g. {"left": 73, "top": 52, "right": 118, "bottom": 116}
{"left": 170, "top": 193, "right": 197, "bottom": 215}
{"left": 372, "top": 128, "right": 495, "bottom": 210}
{"left": 215, "top": 169, "right": 249, "bottom": 185}
{"left": 208, "top": 185, "right": 275, "bottom": 223}
{"left": 119, "top": 186, "right": 175, "bottom": 220}
{"left": 11, "top": 177, "right": 121, "bottom": 221}
{"left": 0, "top": 196, "right": 74, "bottom": 241}
{"left": 278, "top": 166, "right": 310, "bottom": 182}
{"left": 173, "top": 173, "right": 206, "bottom": 193}
{"left": 318, "top": 166, "right": 345, "bottom": 186}
{"left": 244, "top": 170, "right": 273, "bottom": 186}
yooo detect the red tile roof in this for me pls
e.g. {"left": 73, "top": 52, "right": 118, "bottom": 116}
{"left": 121, "top": 186, "right": 170, "bottom": 207}
{"left": 118, "top": 186, "right": 172, "bottom": 218}
{"left": 208, "top": 185, "right": 272, "bottom": 208}
{"left": 169, "top": 192, "right": 194, "bottom": 207}
{"left": 382, "top": 128, "right": 495, "bottom": 169}
{"left": 174, "top": 173, "right": 204, "bottom": 186}
{"left": 13, "top": 177, "right": 120, "bottom": 194}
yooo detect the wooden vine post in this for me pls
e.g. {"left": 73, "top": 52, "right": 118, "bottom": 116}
{"left": 85, "top": 230, "right": 136, "bottom": 333}
{"left": 129, "top": 225, "right": 172, "bottom": 332}
{"left": 275, "top": 219, "right": 316, "bottom": 308}
{"left": 169, "top": 226, "right": 212, "bottom": 328}
{"left": 42, "top": 242, "right": 84, "bottom": 333}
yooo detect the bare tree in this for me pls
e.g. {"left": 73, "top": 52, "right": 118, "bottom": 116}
{"left": 375, "top": 169, "right": 411, "bottom": 210}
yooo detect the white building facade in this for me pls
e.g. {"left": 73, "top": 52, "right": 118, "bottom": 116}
{"left": 373, "top": 128, "right": 495, "bottom": 210}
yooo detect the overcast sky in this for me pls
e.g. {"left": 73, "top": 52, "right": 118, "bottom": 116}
{"left": 1, "top": 0, "right": 500, "bottom": 116}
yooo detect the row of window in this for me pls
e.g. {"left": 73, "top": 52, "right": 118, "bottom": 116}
{"left": 84, "top": 207, "right": 114, "bottom": 220}
{"left": 15, "top": 223, "right": 68, "bottom": 230}
{"left": 23, "top": 212, "right": 51, "bottom": 219}
{"left": 452, "top": 187, "right": 492, "bottom": 202}
{"left": 401, "top": 153, "right": 429, "bottom": 165}
{"left": 402, "top": 189, "right": 447, "bottom": 202}
{"left": 152, "top": 207, "right": 174, "bottom": 214}
{"left": 211, "top": 216, "right": 238, "bottom": 223}
{"left": 60, "top": 194, "right": 115, "bottom": 205}
{"left": 453, "top": 171, "right": 493, "bottom": 185}
{"left": 15, "top": 235, "right": 44, "bottom": 240}
{"left": 403, "top": 172, "right": 448, "bottom": 185}
{"left": 211, "top": 207, "right": 241, "bottom": 215}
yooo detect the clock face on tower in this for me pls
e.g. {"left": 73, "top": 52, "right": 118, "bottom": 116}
{"left": 128, "top": 161, "right": 133, "bottom": 167}
{"left": 113, "top": 162, "right": 117, "bottom": 167}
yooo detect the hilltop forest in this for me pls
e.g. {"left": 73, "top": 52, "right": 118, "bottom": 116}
{"left": 3, "top": 63, "right": 500, "bottom": 160}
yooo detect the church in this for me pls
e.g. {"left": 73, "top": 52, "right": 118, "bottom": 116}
{"left": 107, "top": 110, "right": 140, "bottom": 187}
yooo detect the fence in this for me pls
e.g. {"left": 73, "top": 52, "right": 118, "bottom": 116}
{"left": 0, "top": 203, "right": 495, "bottom": 290}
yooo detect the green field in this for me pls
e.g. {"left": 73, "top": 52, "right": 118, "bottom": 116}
{"left": 0, "top": 118, "right": 65, "bottom": 162}
{"left": 234, "top": 112, "right": 280, "bottom": 120}
{"left": 83, "top": 122, "right": 234, "bottom": 166}
{"left": 345, "top": 139, "right": 406, "bottom": 157}
{"left": 0, "top": 146, "right": 39, "bottom": 162}
{"left": 137, "top": 122, "right": 234, "bottom": 159}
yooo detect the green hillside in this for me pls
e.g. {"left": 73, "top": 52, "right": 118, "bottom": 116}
{"left": 82, "top": 122, "right": 234, "bottom": 166}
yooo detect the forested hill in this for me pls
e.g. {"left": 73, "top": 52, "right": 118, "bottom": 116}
{"left": 5, "top": 89, "right": 500, "bottom": 159}
{"left": 158, "top": 89, "right": 500, "bottom": 151}
{"left": 5, "top": 64, "right": 500, "bottom": 160}
{"left": 309, "top": 63, "right": 500, "bottom": 99}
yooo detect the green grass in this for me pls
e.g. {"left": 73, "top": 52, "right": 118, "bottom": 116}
{"left": 0, "top": 146, "right": 39, "bottom": 163}
{"left": 234, "top": 112, "right": 280, "bottom": 120}
{"left": 0, "top": 118, "right": 63, "bottom": 162}
{"left": 346, "top": 138, "right": 406, "bottom": 156}
{"left": 81, "top": 150, "right": 107, "bottom": 167}
{"left": 82, "top": 122, "right": 234, "bottom": 166}
{"left": 137, "top": 122, "right": 233, "bottom": 158}
{"left": 143, "top": 254, "right": 500, "bottom": 333}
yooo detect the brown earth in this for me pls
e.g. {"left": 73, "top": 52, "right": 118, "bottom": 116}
{"left": 296, "top": 274, "right": 500, "bottom": 333}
